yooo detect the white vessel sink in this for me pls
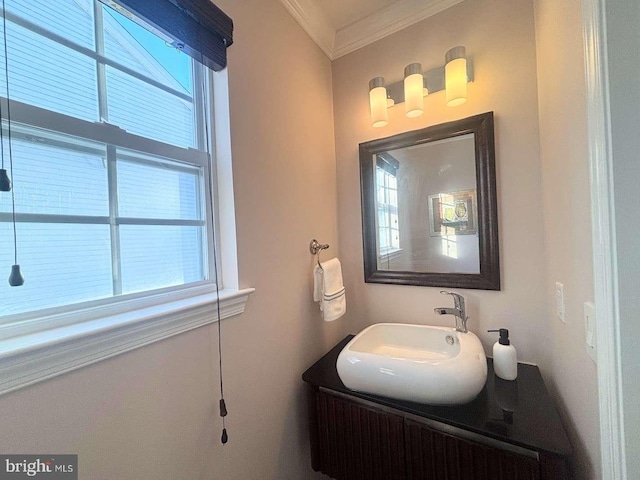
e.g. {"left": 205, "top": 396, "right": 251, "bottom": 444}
{"left": 336, "top": 323, "right": 487, "bottom": 405}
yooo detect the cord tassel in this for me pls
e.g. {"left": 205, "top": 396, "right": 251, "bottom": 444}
{"left": 0, "top": 169, "right": 10, "bottom": 191}
{"left": 219, "top": 398, "right": 228, "bottom": 417}
{"left": 8, "top": 264, "right": 23, "bottom": 286}
{"left": 221, "top": 428, "right": 228, "bottom": 444}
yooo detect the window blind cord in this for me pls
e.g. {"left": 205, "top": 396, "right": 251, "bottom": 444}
{"left": 0, "top": 66, "right": 6, "bottom": 190}
{"left": 1, "top": 0, "right": 14, "bottom": 162}
{"left": 2, "top": 0, "right": 18, "bottom": 267}
{"left": 202, "top": 75, "right": 228, "bottom": 445}
{"left": 0, "top": 2, "right": 5, "bottom": 173}
{"left": 0, "top": 57, "right": 3, "bottom": 171}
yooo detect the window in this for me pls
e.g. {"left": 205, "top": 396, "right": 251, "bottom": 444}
{"left": 0, "top": 0, "right": 250, "bottom": 394}
{"left": 0, "top": 0, "right": 212, "bottom": 318}
{"left": 376, "top": 159, "right": 401, "bottom": 261}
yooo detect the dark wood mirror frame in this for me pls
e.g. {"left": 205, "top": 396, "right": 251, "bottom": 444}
{"left": 359, "top": 112, "right": 500, "bottom": 290}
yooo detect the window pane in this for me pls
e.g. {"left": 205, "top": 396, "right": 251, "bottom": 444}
{"left": 0, "top": 131, "right": 109, "bottom": 216}
{"left": 117, "top": 155, "right": 201, "bottom": 220}
{"left": 0, "top": 21, "right": 99, "bottom": 121}
{"left": 106, "top": 66, "right": 195, "bottom": 148}
{"left": 379, "top": 227, "right": 390, "bottom": 250}
{"left": 389, "top": 188, "right": 398, "bottom": 207}
{"left": 378, "top": 206, "right": 389, "bottom": 228}
{"left": 6, "top": 0, "right": 95, "bottom": 49}
{"left": 102, "top": 5, "right": 192, "bottom": 94}
{"left": 0, "top": 222, "right": 113, "bottom": 316}
{"left": 120, "top": 225, "right": 205, "bottom": 294}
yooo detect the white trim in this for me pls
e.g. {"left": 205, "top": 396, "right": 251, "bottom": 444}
{"left": 6, "top": 99, "right": 208, "bottom": 165}
{"left": 0, "top": 287, "right": 254, "bottom": 396}
{"left": 332, "top": 0, "right": 464, "bottom": 59}
{"left": 378, "top": 247, "right": 403, "bottom": 263}
{"left": 582, "top": 0, "right": 626, "bottom": 479}
{"left": 2, "top": 282, "right": 212, "bottom": 339}
{"left": 279, "top": 0, "right": 335, "bottom": 58}
{"left": 211, "top": 68, "right": 240, "bottom": 290}
{"left": 279, "top": 0, "right": 464, "bottom": 60}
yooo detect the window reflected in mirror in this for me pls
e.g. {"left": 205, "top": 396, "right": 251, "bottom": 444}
{"left": 374, "top": 134, "right": 480, "bottom": 274}
{"left": 376, "top": 155, "right": 401, "bottom": 268}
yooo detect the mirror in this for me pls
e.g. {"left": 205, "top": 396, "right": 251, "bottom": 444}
{"left": 359, "top": 112, "right": 499, "bottom": 290}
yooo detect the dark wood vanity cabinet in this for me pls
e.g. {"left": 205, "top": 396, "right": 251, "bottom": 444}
{"left": 313, "top": 390, "right": 406, "bottom": 480}
{"left": 404, "top": 418, "right": 541, "bottom": 480}
{"left": 304, "top": 337, "right": 572, "bottom": 480}
{"left": 311, "top": 389, "right": 550, "bottom": 480}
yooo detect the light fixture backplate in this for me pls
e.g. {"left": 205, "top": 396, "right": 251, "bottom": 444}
{"left": 384, "top": 60, "right": 474, "bottom": 105}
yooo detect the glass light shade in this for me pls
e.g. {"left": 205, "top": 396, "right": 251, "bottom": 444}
{"left": 404, "top": 64, "right": 424, "bottom": 118}
{"left": 445, "top": 47, "right": 468, "bottom": 107}
{"left": 369, "top": 84, "right": 388, "bottom": 128}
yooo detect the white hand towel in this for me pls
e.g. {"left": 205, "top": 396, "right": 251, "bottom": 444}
{"left": 313, "top": 257, "right": 346, "bottom": 322}
{"left": 322, "top": 286, "right": 346, "bottom": 322}
{"left": 313, "top": 264, "right": 323, "bottom": 302}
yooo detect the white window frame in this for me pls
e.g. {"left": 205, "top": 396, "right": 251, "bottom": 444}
{"left": 376, "top": 165, "right": 402, "bottom": 263}
{"left": 0, "top": 6, "right": 252, "bottom": 396}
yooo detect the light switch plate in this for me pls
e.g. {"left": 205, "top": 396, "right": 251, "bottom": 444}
{"left": 555, "top": 282, "right": 565, "bottom": 323}
{"left": 584, "top": 301, "right": 597, "bottom": 363}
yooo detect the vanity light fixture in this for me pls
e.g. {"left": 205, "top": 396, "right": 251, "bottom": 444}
{"left": 404, "top": 63, "right": 424, "bottom": 118}
{"left": 368, "top": 46, "right": 471, "bottom": 127}
{"left": 369, "top": 77, "right": 389, "bottom": 128}
{"left": 445, "top": 46, "right": 468, "bottom": 106}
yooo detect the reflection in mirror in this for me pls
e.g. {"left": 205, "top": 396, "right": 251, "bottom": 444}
{"left": 376, "top": 134, "right": 479, "bottom": 274}
{"left": 360, "top": 112, "right": 499, "bottom": 290}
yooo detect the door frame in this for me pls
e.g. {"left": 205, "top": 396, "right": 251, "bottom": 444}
{"left": 581, "top": 0, "right": 627, "bottom": 478}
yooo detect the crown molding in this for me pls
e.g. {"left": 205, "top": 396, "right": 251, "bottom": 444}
{"left": 333, "top": 0, "right": 465, "bottom": 59}
{"left": 279, "top": 0, "right": 335, "bottom": 58}
{"left": 280, "top": 0, "right": 465, "bottom": 60}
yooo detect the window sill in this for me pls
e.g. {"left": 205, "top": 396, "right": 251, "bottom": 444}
{"left": 379, "top": 248, "right": 403, "bottom": 263}
{"left": 0, "top": 287, "right": 255, "bottom": 396}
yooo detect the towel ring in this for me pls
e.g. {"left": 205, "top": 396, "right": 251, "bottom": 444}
{"left": 310, "top": 239, "right": 329, "bottom": 268}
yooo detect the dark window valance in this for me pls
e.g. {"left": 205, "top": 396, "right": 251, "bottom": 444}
{"left": 376, "top": 153, "right": 399, "bottom": 176}
{"left": 100, "top": 0, "right": 233, "bottom": 71}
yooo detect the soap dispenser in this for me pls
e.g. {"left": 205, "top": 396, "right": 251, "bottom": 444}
{"left": 488, "top": 329, "right": 517, "bottom": 380}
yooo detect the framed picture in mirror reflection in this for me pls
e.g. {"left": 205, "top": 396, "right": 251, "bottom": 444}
{"left": 428, "top": 189, "right": 477, "bottom": 237}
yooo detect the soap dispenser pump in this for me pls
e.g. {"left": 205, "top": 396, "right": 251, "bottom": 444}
{"left": 488, "top": 328, "right": 517, "bottom": 381}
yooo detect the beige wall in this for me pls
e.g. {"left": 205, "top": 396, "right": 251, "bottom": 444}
{"left": 333, "top": 0, "right": 547, "bottom": 360}
{"left": 0, "top": 1, "right": 343, "bottom": 479}
{"left": 332, "top": 0, "right": 600, "bottom": 477}
{"left": 534, "top": 0, "right": 600, "bottom": 478}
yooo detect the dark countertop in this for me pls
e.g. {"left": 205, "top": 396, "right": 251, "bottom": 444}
{"left": 302, "top": 335, "right": 572, "bottom": 457}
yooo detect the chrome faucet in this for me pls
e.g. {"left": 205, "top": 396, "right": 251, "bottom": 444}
{"left": 434, "top": 291, "right": 468, "bottom": 333}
